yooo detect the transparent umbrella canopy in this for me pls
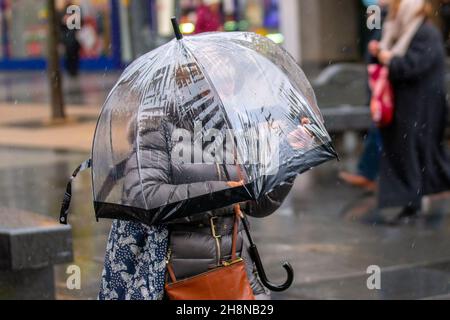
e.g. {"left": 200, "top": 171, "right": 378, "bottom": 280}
{"left": 91, "top": 21, "right": 337, "bottom": 226}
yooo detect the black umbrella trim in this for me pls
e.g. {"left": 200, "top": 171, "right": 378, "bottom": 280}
{"left": 93, "top": 142, "right": 337, "bottom": 226}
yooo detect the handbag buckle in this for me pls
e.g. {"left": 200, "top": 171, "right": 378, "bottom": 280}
{"left": 222, "top": 257, "right": 243, "bottom": 267}
{"left": 210, "top": 216, "right": 221, "bottom": 239}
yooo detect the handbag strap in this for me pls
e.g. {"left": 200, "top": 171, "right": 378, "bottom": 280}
{"left": 231, "top": 205, "right": 241, "bottom": 261}
{"left": 231, "top": 156, "right": 245, "bottom": 260}
{"left": 59, "top": 159, "right": 91, "bottom": 225}
{"left": 59, "top": 157, "right": 129, "bottom": 225}
{"left": 167, "top": 260, "right": 178, "bottom": 283}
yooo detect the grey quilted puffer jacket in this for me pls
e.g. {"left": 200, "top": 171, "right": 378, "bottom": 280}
{"left": 123, "top": 117, "right": 293, "bottom": 297}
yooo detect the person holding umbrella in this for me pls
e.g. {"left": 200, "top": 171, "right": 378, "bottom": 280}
{"left": 98, "top": 61, "right": 314, "bottom": 300}
{"left": 58, "top": 19, "right": 336, "bottom": 300}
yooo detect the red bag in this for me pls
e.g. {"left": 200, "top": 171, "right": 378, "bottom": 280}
{"left": 368, "top": 64, "right": 394, "bottom": 127}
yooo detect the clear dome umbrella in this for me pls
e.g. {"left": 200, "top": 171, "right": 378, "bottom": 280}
{"left": 89, "top": 21, "right": 337, "bottom": 225}
{"left": 60, "top": 18, "right": 338, "bottom": 292}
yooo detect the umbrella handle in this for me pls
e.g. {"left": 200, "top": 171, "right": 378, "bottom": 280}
{"left": 240, "top": 214, "right": 294, "bottom": 292}
{"left": 171, "top": 17, "right": 183, "bottom": 40}
{"left": 248, "top": 244, "right": 294, "bottom": 292}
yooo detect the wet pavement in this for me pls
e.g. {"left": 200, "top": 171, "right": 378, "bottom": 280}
{"left": 1, "top": 69, "right": 450, "bottom": 299}
{"left": 0, "top": 63, "right": 448, "bottom": 109}
{"left": 0, "top": 67, "right": 365, "bottom": 108}
{"left": 0, "top": 71, "right": 119, "bottom": 106}
{"left": 1, "top": 145, "right": 450, "bottom": 300}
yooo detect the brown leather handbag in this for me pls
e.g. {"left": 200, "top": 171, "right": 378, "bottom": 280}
{"left": 164, "top": 205, "right": 255, "bottom": 300}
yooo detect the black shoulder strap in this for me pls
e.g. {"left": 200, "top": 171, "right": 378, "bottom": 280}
{"left": 59, "top": 159, "right": 92, "bottom": 225}
{"left": 59, "top": 157, "right": 129, "bottom": 225}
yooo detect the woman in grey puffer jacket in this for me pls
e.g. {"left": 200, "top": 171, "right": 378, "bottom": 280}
{"left": 99, "top": 109, "right": 293, "bottom": 300}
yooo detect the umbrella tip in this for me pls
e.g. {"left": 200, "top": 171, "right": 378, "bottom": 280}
{"left": 171, "top": 16, "right": 183, "bottom": 40}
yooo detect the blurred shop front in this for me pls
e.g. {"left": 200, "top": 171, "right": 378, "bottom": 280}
{"left": 123, "top": 0, "right": 284, "bottom": 60}
{"left": 177, "top": 0, "right": 282, "bottom": 41}
{"left": 0, "top": 0, "right": 121, "bottom": 70}
{"left": 0, "top": 0, "right": 284, "bottom": 71}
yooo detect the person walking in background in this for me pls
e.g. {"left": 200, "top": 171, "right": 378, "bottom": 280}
{"left": 59, "top": 2, "right": 81, "bottom": 77}
{"left": 369, "top": 0, "right": 450, "bottom": 224}
{"left": 339, "top": 0, "right": 389, "bottom": 192}
{"left": 195, "top": 0, "right": 223, "bottom": 34}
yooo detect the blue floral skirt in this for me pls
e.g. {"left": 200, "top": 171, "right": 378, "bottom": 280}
{"left": 98, "top": 219, "right": 169, "bottom": 300}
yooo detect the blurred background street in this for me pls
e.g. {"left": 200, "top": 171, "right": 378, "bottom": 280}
{"left": 1, "top": 0, "right": 450, "bottom": 300}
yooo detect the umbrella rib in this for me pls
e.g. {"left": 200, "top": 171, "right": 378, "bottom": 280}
{"left": 182, "top": 42, "right": 233, "bottom": 131}
{"left": 181, "top": 42, "right": 253, "bottom": 190}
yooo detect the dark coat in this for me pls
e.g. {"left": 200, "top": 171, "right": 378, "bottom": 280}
{"left": 379, "top": 21, "right": 450, "bottom": 209}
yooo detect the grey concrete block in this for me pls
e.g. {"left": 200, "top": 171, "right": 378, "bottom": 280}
{"left": 322, "top": 105, "right": 372, "bottom": 132}
{"left": 0, "top": 207, "right": 73, "bottom": 271}
{"left": 0, "top": 266, "right": 55, "bottom": 300}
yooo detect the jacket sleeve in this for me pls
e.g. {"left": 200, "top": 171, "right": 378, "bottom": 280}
{"left": 244, "top": 178, "right": 294, "bottom": 218}
{"left": 389, "top": 25, "right": 440, "bottom": 83}
{"left": 122, "top": 123, "right": 230, "bottom": 223}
